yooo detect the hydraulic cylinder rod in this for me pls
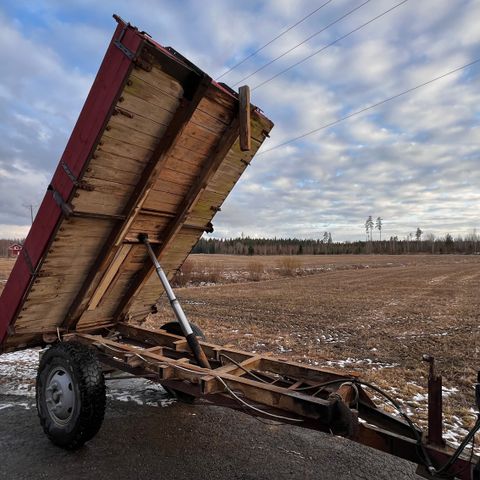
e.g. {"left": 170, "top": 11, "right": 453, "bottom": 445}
{"left": 139, "top": 234, "right": 211, "bottom": 368}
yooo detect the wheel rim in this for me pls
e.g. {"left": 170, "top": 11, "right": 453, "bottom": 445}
{"left": 45, "top": 367, "right": 75, "bottom": 426}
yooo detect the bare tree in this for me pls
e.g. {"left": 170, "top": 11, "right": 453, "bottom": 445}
{"left": 375, "top": 217, "right": 383, "bottom": 241}
{"left": 415, "top": 227, "right": 423, "bottom": 251}
{"left": 365, "top": 216, "right": 374, "bottom": 242}
{"left": 323, "top": 231, "right": 329, "bottom": 254}
{"left": 425, "top": 233, "right": 435, "bottom": 254}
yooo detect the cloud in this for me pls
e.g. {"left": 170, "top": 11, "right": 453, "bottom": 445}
{"left": 0, "top": 0, "right": 478, "bottom": 241}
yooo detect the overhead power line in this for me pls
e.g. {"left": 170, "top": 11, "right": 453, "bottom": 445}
{"left": 258, "top": 58, "right": 480, "bottom": 155}
{"left": 232, "top": 0, "right": 371, "bottom": 87}
{"left": 252, "top": 0, "right": 409, "bottom": 91}
{"left": 216, "top": 0, "right": 335, "bottom": 81}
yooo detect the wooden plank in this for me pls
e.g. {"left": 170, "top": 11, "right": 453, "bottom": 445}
{"left": 196, "top": 96, "right": 235, "bottom": 125}
{"left": 163, "top": 154, "right": 205, "bottom": 175}
{"left": 71, "top": 180, "right": 136, "bottom": 217}
{"left": 69, "top": 331, "right": 341, "bottom": 422}
{"left": 130, "top": 65, "right": 184, "bottom": 99}
{"left": 152, "top": 179, "right": 192, "bottom": 198}
{"left": 108, "top": 107, "right": 169, "bottom": 137}
{"left": 142, "top": 190, "right": 183, "bottom": 213}
{"left": 87, "top": 244, "right": 133, "bottom": 310}
{"left": 103, "top": 120, "right": 162, "bottom": 151}
{"left": 62, "top": 73, "right": 211, "bottom": 330}
{"left": 117, "top": 115, "right": 240, "bottom": 319}
{"left": 118, "top": 91, "right": 178, "bottom": 125}
{"left": 96, "top": 135, "right": 154, "bottom": 161}
{"left": 238, "top": 85, "right": 251, "bottom": 151}
{"left": 124, "top": 75, "right": 181, "bottom": 113}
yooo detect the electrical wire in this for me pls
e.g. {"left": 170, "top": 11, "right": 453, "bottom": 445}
{"left": 215, "top": 375, "right": 304, "bottom": 423}
{"left": 434, "top": 416, "right": 480, "bottom": 475}
{"left": 292, "top": 377, "right": 351, "bottom": 391}
{"left": 251, "top": 0, "right": 409, "bottom": 91}
{"left": 356, "top": 379, "right": 434, "bottom": 472}
{"left": 258, "top": 57, "right": 480, "bottom": 155}
{"left": 216, "top": 0, "right": 335, "bottom": 80}
{"left": 166, "top": 360, "right": 305, "bottom": 423}
{"left": 93, "top": 341, "right": 480, "bottom": 473}
{"left": 232, "top": 0, "right": 371, "bottom": 87}
{"left": 219, "top": 353, "right": 270, "bottom": 384}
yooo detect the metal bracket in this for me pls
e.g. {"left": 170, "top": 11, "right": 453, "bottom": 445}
{"left": 61, "top": 161, "right": 78, "bottom": 183}
{"left": 22, "top": 246, "right": 38, "bottom": 277}
{"left": 114, "top": 39, "right": 135, "bottom": 60}
{"left": 112, "top": 17, "right": 151, "bottom": 71}
{"left": 47, "top": 185, "right": 73, "bottom": 219}
{"left": 113, "top": 17, "right": 135, "bottom": 59}
{"left": 61, "top": 161, "right": 94, "bottom": 191}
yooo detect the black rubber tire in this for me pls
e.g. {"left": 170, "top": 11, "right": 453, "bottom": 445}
{"left": 36, "top": 342, "right": 106, "bottom": 450}
{"left": 161, "top": 321, "right": 206, "bottom": 340}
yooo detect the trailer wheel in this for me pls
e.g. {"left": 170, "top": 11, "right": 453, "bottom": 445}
{"left": 36, "top": 341, "right": 106, "bottom": 450}
{"left": 161, "top": 321, "right": 206, "bottom": 340}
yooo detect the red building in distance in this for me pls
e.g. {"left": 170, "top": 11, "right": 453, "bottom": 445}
{"left": 8, "top": 243, "right": 23, "bottom": 258}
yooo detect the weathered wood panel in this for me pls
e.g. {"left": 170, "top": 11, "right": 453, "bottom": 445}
{"left": 3, "top": 28, "right": 274, "bottom": 350}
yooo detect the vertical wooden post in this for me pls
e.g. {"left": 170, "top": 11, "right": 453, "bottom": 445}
{"left": 238, "top": 85, "right": 251, "bottom": 151}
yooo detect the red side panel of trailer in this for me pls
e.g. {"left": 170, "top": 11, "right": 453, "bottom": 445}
{"left": 0, "top": 17, "right": 273, "bottom": 352}
{"left": 0, "top": 23, "right": 142, "bottom": 344}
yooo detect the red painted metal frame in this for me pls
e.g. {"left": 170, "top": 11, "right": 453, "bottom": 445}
{"left": 0, "top": 21, "right": 142, "bottom": 345}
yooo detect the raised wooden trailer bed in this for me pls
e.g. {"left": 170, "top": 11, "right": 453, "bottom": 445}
{"left": 1, "top": 15, "right": 479, "bottom": 480}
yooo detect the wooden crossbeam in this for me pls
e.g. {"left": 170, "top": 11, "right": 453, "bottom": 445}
{"left": 69, "top": 331, "right": 335, "bottom": 422}
{"left": 114, "top": 115, "right": 240, "bottom": 319}
{"left": 238, "top": 85, "right": 251, "bottom": 151}
{"left": 62, "top": 72, "right": 211, "bottom": 330}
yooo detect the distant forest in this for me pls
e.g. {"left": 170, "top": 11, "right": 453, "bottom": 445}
{"left": 193, "top": 233, "right": 480, "bottom": 255}
{"left": 1, "top": 233, "right": 479, "bottom": 257}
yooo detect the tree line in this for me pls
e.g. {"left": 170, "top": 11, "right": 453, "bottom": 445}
{"left": 192, "top": 232, "right": 479, "bottom": 255}
{"left": 1, "top": 231, "right": 478, "bottom": 257}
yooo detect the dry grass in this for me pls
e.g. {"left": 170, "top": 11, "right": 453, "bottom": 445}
{"left": 0, "top": 258, "right": 16, "bottom": 294}
{"left": 173, "top": 259, "right": 194, "bottom": 287}
{"left": 173, "top": 254, "right": 439, "bottom": 286}
{"left": 247, "top": 260, "right": 265, "bottom": 282}
{"left": 277, "top": 256, "right": 301, "bottom": 276}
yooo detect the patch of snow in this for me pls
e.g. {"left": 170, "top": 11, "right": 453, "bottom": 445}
{"left": 0, "top": 348, "right": 175, "bottom": 408}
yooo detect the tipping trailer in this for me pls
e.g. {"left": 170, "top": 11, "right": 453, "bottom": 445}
{"left": 1, "top": 16, "right": 479, "bottom": 479}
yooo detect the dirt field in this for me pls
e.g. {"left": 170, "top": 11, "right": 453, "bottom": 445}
{"left": 0, "top": 258, "right": 15, "bottom": 290}
{"left": 1, "top": 254, "right": 479, "bottom": 447}
{"left": 150, "top": 254, "right": 480, "bottom": 446}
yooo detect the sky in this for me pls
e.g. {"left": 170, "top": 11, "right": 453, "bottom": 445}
{"left": 0, "top": 0, "right": 479, "bottom": 242}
